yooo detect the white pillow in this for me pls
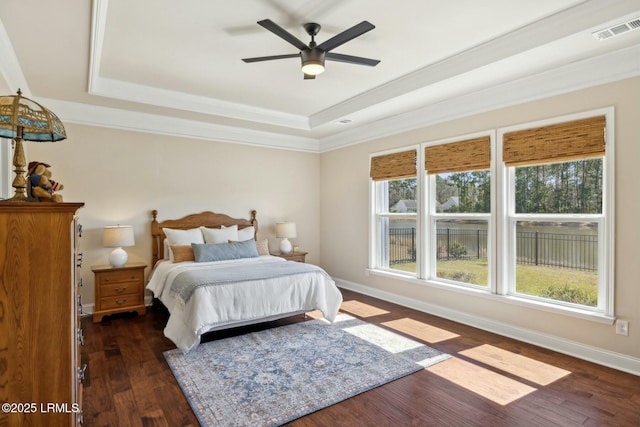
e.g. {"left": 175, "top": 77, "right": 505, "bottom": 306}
{"left": 163, "top": 239, "right": 170, "bottom": 259}
{"left": 238, "top": 226, "right": 255, "bottom": 241}
{"left": 201, "top": 225, "right": 238, "bottom": 244}
{"left": 162, "top": 228, "right": 205, "bottom": 261}
{"left": 163, "top": 227, "right": 205, "bottom": 245}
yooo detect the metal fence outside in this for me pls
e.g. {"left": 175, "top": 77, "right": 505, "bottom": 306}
{"left": 389, "top": 228, "right": 597, "bottom": 271}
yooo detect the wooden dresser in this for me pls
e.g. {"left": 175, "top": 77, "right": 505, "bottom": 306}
{"left": 0, "top": 202, "right": 85, "bottom": 426}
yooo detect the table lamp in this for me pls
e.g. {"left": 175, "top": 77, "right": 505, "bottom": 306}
{"left": 0, "top": 89, "right": 66, "bottom": 201}
{"left": 103, "top": 225, "right": 135, "bottom": 267}
{"left": 276, "top": 222, "right": 296, "bottom": 254}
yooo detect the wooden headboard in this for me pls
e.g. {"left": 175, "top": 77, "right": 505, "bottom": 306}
{"left": 151, "top": 209, "right": 258, "bottom": 266}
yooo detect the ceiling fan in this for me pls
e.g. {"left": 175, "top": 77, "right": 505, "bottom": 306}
{"left": 242, "top": 19, "right": 380, "bottom": 79}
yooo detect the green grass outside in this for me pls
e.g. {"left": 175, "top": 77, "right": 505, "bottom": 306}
{"left": 391, "top": 259, "right": 598, "bottom": 306}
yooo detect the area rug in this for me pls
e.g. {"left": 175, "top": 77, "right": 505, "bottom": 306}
{"left": 164, "top": 314, "right": 450, "bottom": 427}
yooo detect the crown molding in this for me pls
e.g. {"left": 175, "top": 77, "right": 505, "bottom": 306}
{"left": 318, "top": 45, "right": 640, "bottom": 152}
{"left": 0, "top": 16, "right": 30, "bottom": 95}
{"left": 89, "top": 0, "right": 310, "bottom": 131}
{"left": 42, "top": 98, "right": 320, "bottom": 152}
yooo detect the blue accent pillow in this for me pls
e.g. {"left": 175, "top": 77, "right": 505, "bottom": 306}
{"left": 191, "top": 239, "right": 259, "bottom": 262}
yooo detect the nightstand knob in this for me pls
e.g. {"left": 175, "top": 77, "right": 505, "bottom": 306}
{"left": 115, "top": 298, "right": 127, "bottom": 305}
{"left": 115, "top": 287, "right": 127, "bottom": 294}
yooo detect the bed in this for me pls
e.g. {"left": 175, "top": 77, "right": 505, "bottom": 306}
{"left": 146, "top": 209, "right": 343, "bottom": 353}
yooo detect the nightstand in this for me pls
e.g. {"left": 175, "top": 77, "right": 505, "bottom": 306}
{"left": 272, "top": 251, "right": 307, "bottom": 263}
{"left": 92, "top": 262, "right": 147, "bottom": 322}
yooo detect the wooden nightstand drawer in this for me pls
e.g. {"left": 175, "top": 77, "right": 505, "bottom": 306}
{"left": 272, "top": 251, "right": 307, "bottom": 263}
{"left": 100, "top": 281, "right": 142, "bottom": 298}
{"left": 99, "top": 293, "right": 144, "bottom": 311}
{"left": 97, "top": 269, "right": 144, "bottom": 286}
{"left": 92, "top": 262, "right": 147, "bottom": 322}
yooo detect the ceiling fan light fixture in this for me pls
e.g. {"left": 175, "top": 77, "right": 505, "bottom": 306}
{"left": 301, "top": 50, "right": 326, "bottom": 75}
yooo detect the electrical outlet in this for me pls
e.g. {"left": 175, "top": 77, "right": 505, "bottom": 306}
{"left": 615, "top": 320, "right": 629, "bottom": 336}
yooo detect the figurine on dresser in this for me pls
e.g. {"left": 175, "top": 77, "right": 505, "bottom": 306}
{"left": 27, "top": 161, "right": 64, "bottom": 202}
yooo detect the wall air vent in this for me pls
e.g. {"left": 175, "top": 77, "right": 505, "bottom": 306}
{"left": 592, "top": 17, "right": 640, "bottom": 41}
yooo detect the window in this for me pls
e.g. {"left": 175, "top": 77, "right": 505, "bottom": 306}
{"left": 370, "top": 148, "right": 418, "bottom": 275}
{"left": 500, "top": 114, "right": 612, "bottom": 314}
{"left": 369, "top": 109, "right": 614, "bottom": 319}
{"left": 425, "top": 135, "right": 492, "bottom": 288}
{"left": 1, "top": 138, "right": 10, "bottom": 200}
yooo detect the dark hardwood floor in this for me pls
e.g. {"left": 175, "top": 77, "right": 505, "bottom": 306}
{"left": 82, "top": 289, "right": 640, "bottom": 426}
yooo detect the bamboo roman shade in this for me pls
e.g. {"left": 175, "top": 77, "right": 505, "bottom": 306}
{"left": 425, "top": 136, "right": 491, "bottom": 174}
{"left": 503, "top": 115, "right": 605, "bottom": 166}
{"left": 370, "top": 149, "right": 417, "bottom": 181}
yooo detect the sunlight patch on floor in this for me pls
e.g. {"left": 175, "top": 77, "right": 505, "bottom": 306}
{"left": 382, "top": 317, "right": 460, "bottom": 343}
{"left": 427, "top": 357, "right": 537, "bottom": 405}
{"left": 305, "top": 310, "right": 324, "bottom": 319}
{"left": 344, "top": 323, "right": 423, "bottom": 354}
{"left": 340, "top": 300, "right": 390, "bottom": 318}
{"left": 459, "top": 344, "right": 571, "bottom": 385}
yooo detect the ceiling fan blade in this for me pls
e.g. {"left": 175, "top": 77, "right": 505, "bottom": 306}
{"left": 303, "top": 73, "right": 316, "bottom": 80}
{"left": 326, "top": 52, "right": 380, "bottom": 67}
{"left": 242, "top": 53, "right": 300, "bottom": 63}
{"left": 316, "top": 21, "right": 375, "bottom": 52}
{"left": 257, "top": 19, "right": 308, "bottom": 51}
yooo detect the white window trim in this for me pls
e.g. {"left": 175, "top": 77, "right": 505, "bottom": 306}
{"left": 496, "top": 107, "right": 615, "bottom": 318}
{"left": 369, "top": 108, "right": 615, "bottom": 323}
{"left": 368, "top": 145, "right": 420, "bottom": 276}
{"left": 1, "top": 138, "right": 11, "bottom": 200}
{"left": 422, "top": 131, "right": 496, "bottom": 288}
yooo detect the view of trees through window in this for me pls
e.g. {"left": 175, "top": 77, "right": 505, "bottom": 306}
{"left": 513, "top": 158, "right": 602, "bottom": 307}
{"left": 384, "top": 160, "right": 602, "bottom": 307}
{"left": 515, "top": 159, "right": 602, "bottom": 214}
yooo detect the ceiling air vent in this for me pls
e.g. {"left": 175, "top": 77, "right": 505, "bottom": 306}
{"left": 593, "top": 17, "right": 640, "bottom": 41}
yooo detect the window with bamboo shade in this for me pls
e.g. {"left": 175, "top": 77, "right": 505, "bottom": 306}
{"left": 370, "top": 149, "right": 417, "bottom": 181}
{"left": 503, "top": 115, "right": 605, "bottom": 166}
{"left": 425, "top": 136, "right": 491, "bottom": 174}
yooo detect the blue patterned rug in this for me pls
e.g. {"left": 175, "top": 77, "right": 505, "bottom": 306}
{"left": 164, "top": 314, "right": 450, "bottom": 426}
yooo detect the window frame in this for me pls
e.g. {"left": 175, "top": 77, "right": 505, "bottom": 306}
{"left": 423, "top": 131, "right": 495, "bottom": 290}
{"left": 497, "top": 108, "right": 614, "bottom": 317}
{"left": 368, "top": 108, "right": 615, "bottom": 321}
{"left": 369, "top": 146, "right": 420, "bottom": 277}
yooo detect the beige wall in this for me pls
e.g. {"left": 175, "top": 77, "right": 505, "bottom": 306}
{"left": 320, "top": 77, "right": 640, "bottom": 361}
{"left": 23, "top": 77, "right": 639, "bottom": 366}
{"left": 27, "top": 125, "right": 320, "bottom": 306}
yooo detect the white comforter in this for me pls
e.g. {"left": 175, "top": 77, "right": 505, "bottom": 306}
{"left": 147, "top": 255, "right": 343, "bottom": 353}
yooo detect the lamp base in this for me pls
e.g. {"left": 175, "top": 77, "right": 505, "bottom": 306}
{"left": 109, "top": 247, "right": 129, "bottom": 268}
{"left": 8, "top": 137, "right": 28, "bottom": 202}
{"left": 279, "top": 238, "right": 293, "bottom": 254}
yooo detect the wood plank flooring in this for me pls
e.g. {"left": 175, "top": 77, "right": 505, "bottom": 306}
{"left": 81, "top": 289, "right": 640, "bottom": 426}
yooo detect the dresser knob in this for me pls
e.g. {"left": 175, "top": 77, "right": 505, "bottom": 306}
{"left": 114, "top": 286, "right": 127, "bottom": 294}
{"left": 77, "top": 364, "right": 87, "bottom": 382}
{"left": 115, "top": 298, "right": 127, "bottom": 305}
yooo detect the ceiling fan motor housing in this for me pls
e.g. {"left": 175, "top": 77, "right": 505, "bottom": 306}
{"left": 301, "top": 49, "right": 326, "bottom": 75}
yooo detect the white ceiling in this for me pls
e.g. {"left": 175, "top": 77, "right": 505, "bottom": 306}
{"left": 0, "top": 0, "right": 639, "bottom": 152}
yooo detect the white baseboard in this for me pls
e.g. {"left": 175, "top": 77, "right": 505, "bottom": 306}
{"left": 335, "top": 278, "right": 640, "bottom": 376}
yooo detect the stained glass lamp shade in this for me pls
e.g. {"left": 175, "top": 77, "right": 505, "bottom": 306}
{"left": 0, "top": 89, "right": 66, "bottom": 201}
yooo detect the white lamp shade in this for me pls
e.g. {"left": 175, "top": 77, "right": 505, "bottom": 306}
{"left": 104, "top": 225, "right": 135, "bottom": 268}
{"left": 275, "top": 222, "right": 296, "bottom": 239}
{"left": 103, "top": 225, "right": 135, "bottom": 248}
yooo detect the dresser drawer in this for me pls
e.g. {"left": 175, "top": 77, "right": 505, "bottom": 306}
{"left": 99, "top": 293, "right": 144, "bottom": 311}
{"left": 97, "top": 269, "right": 144, "bottom": 286}
{"left": 101, "top": 281, "right": 142, "bottom": 297}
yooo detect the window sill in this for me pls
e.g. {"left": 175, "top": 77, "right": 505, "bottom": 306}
{"left": 367, "top": 268, "right": 615, "bottom": 325}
